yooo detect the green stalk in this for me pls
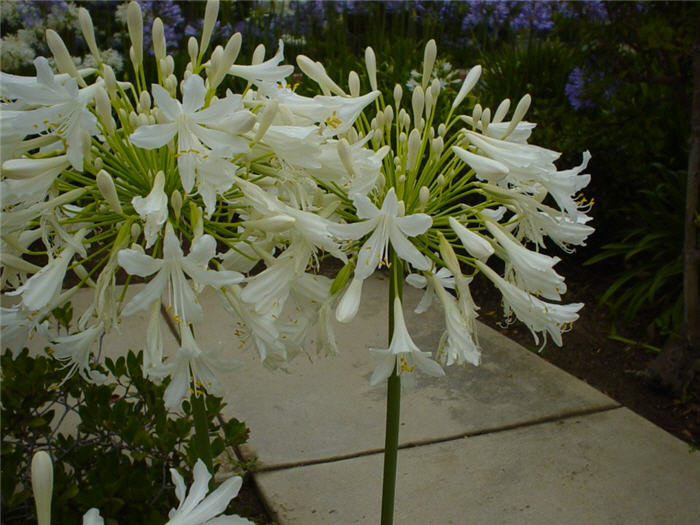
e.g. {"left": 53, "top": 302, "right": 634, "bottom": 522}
{"left": 380, "top": 250, "right": 403, "bottom": 525}
{"left": 191, "top": 392, "right": 214, "bottom": 488}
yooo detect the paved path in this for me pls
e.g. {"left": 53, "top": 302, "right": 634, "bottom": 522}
{"left": 8, "top": 274, "right": 700, "bottom": 523}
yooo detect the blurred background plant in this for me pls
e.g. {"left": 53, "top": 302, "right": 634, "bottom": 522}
{"left": 1, "top": 348, "right": 251, "bottom": 524}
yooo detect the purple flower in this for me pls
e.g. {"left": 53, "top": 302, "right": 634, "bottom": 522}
{"left": 565, "top": 67, "right": 594, "bottom": 110}
{"left": 461, "top": 1, "right": 510, "bottom": 32}
{"left": 511, "top": 1, "right": 554, "bottom": 33}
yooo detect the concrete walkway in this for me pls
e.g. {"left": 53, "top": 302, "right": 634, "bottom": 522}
{"left": 8, "top": 274, "right": 700, "bottom": 523}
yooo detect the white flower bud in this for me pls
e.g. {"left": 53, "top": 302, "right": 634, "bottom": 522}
{"left": 126, "top": 1, "right": 143, "bottom": 66}
{"left": 365, "top": 46, "right": 377, "bottom": 91}
{"left": 412, "top": 86, "right": 424, "bottom": 130}
{"left": 438, "top": 123, "right": 446, "bottom": 137}
{"left": 165, "top": 74, "right": 177, "bottom": 93}
{"left": 472, "top": 103, "right": 482, "bottom": 124}
{"left": 398, "top": 108, "right": 408, "bottom": 130}
{"left": 94, "top": 157, "right": 104, "bottom": 170}
{"left": 224, "top": 33, "right": 242, "bottom": 66}
{"left": 152, "top": 17, "right": 166, "bottom": 61}
{"left": 161, "top": 55, "right": 175, "bottom": 77}
{"left": 399, "top": 132, "right": 407, "bottom": 144}
{"left": 200, "top": 0, "right": 220, "bottom": 57}
{"left": 348, "top": 70, "right": 360, "bottom": 97}
{"left": 139, "top": 91, "right": 151, "bottom": 113}
{"left": 128, "top": 111, "right": 139, "bottom": 129}
{"left": 254, "top": 99, "right": 279, "bottom": 142}
{"left": 130, "top": 222, "right": 141, "bottom": 240}
{"left": 346, "top": 127, "right": 359, "bottom": 144}
{"left": 425, "top": 88, "right": 433, "bottom": 120}
{"left": 438, "top": 231, "right": 461, "bottom": 277}
{"left": 431, "top": 78, "right": 441, "bottom": 98}
{"left": 398, "top": 174, "right": 406, "bottom": 184}
{"left": 338, "top": 138, "right": 354, "bottom": 177}
{"left": 188, "top": 37, "right": 199, "bottom": 66}
{"left": 419, "top": 186, "right": 430, "bottom": 205}
{"left": 190, "top": 202, "right": 204, "bottom": 240}
{"left": 452, "top": 64, "right": 482, "bottom": 109}
{"left": 493, "top": 98, "right": 510, "bottom": 123}
{"left": 481, "top": 107, "right": 491, "bottom": 133}
{"left": 372, "top": 128, "right": 383, "bottom": 142}
{"left": 297, "top": 55, "right": 345, "bottom": 95}
{"left": 94, "top": 87, "right": 115, "bottom": 134}
{"left": 429, "top": 127, "right": 435, "bottom": 139}
{"left": 137, "top": 113, "right": 149, "bottom": 127}
{"left": 432, "top": 136, "right": 444, "bottom": 157}
{"left": 252, "top": 43, "right": 265, "bottom": 64}
{"left": 171, "top": 189, "right": 183, "bottom": 220}
{"left": 383, "top": 105, "right": 394, "bottom": 127}
{"left": 397, "top": 200, "right": 406, "bottom": 216}
{"left": 103, "top": 64, "right": 117, "bottom": 92}
{"left": 97, "top": 170, "right": 122, "bottom": 214}
{"left": 501, "top": 93, "right": 531, "bottom": 139}
{"left": 78, "top": 8, "right": 101, "bottom": 63}
{"left": 375, "top": 111, "right": 384, "bottom": 129}
{"left": 437, "top": 174, "right": 445, "bottom": 186}
{"left": 407, "top": 128, "right": 421, "bottom": 172}
{"left": 45, "top": 30, "right": 84, "bottom": 85}
{"left": 422, "top": 39, "right": 437, "bottom": 90}
{"left": 393, "top": 84, "right": 403, "bottom": 108}
{"left": 449, "top": 216, "right": 494, "bottom": 261}
{"left": 31, "top": 451, "right": 53, "bottom": 525}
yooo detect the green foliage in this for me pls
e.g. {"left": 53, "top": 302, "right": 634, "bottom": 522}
{"left": 585, "top": 166, "right": 689, "bottom": 336}
{"left": 1, "top": 349, "right": 250, "bottom": 524}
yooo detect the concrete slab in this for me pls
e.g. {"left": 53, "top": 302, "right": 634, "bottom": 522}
{"left": 255, "top": 408, "right": 700, "bottom": 524}
{"left": 200, "top": 272, "right": 618, "bottom": 468}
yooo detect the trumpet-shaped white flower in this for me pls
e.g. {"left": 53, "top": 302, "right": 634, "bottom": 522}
{"left": 485, "top": 220, "right": 566, "bottom": 300}
{"left": 476, "top": 260, "right": 582, "bottom": 347}
{"left": 228, "top": 40, "right": 294, "bottom": 85}
{"left": 1, "top": 154, "right": 71, "bottom": 206}
{"left": 449, "top": 216, "right": 494, "bottom": 261}
{"left": 50, "top": 322, "right": 105, "bottom": 382}
{"left": 117, "top": 223, "right": 243, "bottom": 325}
{"left": 152, "top": 324, "right": 234, "bottom": 409}
{"left": 132, "top": 171, "right": 168, "bottom": 248}
{"left": 369, "top": 297, "right": 444, "bottom": 386}
{"left": 0, "top": 57, "right": 98, "bottom": 170}
{"left": 332, "top": 188, "right": 432, "bottom": 281}
{"left": 130, "top": 74, "right": 252, "bottom": 192}
{"left": 166, "top": 459, "right": 253, "bottom": 525}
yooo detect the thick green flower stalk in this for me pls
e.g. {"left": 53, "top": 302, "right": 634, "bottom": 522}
{"left": 308, "top": 40, "right": 594, "bottom": 523}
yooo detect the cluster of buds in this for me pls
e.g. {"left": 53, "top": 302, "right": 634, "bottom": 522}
{"left": 0, "top": 1, "right": 593, "bottom": 407}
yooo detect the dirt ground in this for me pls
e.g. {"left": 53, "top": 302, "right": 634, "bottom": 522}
{"left": 471, "top": 265, "right": 700, "bottom": 449}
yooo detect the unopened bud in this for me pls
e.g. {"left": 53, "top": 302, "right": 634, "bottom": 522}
{"left": 452, "top": 64, "right": 481, "bottom": 109}
{"left": 94, "top": 157, "right": 104, "bottom": 171}
{"left": 431, "top": 136, "right": 444, "bottom": 157}
{"left": 421, "top": 39, "right": 437, "bottom": 91}
{"left": 97, "top": 170, "right": 123, "bottom": 214}
{"left": 103, "top": 64, "right": 117, "bottom": 92}
{"left": 419, "top": 186, "right": 430, "bottom": 205}
{"left": 78, "top": 8, "right": 101, "bottom": 63}
{"left": 95, "top": 87, "right": 115, "bottom": 134}
{"left": 338, "top": 139, "right": 354, "bottom": 176}
{"left": 160, "top": 55, "right": 175, "bottom": 77}
{"left": 412, "top": 86, "right": 424, "bottom": 130}
{"left": 472, "top": 104, "right": 482, "bottom": 124}
{"left": 252, "top": 43, "right": 265, "bottom": 64}
{"left": 493, "top": 98, "right": 510, "bottom": 123}
{"left": 407, "top": 128, "right": 421, "bottom": 172}
{"left": 46, "top": 30, "right": 84, "bottom": 85}
{"left": 188, "top": 37, "right": 199, "bottom": 66}
{"left": 224, "top": 33, "right": 242, "bottom": 65}
{"left": 501, "top": 93, "right": 531, "bottom": 139}
{"left": 393, "top": 84, "right": 403, "bottom": 108}
{"left": 365, "top": 47, "right": 377, "bottom": 91}
{"left": 138, "top": 91, "right": 151, "bottom": 113}
{"left": 348, "top": 71, "right": 360, "bottom": 97}
{"left": 190, "top": 202, "right": 204, "bottom": 239}
{"left": 130, "top": 222, "right": 141, "bottom": 240}
{"left": 254, "top": 99, "right": 279, "bottom": 142}
{"left": 383, "top": 106, "right": 394, "bottom": 127}
{"left": 171, "top": 190, "right": 183, "bottom": 220}
{"left": 438, "top": 123, "right": 446, "bottom": 137}
{"left": 481, "top": 107, "right": 491, "bottom": 133}
{"left": 200, "top": 0, "right": 219, "bottom": 57}
{"left": 424, "top": 88, "right": 433, "bottom": 120}
{"left": 31, "top": 451, "right": 53, "bottom": 525}
{"left": 397, "top": 200, "right": 405, "bottom": 216}
{"left": 152, "top": 18, "right": 166, "bottom": 61}
{"left": 126, "top": 1, "right": 143, "bottom": 65}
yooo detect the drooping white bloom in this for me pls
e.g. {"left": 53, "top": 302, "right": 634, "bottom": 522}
{"left": 484, "top": 220, "right": 566, "bottom": 300}
{"left": 7, "top": 229, "right": 86, "bottom": 311}
{"left": 429, "top": 273, "right": 481, "bottom": 367}
{"left": 449, "top": 216, "right": 494, "bottom": 261}
{"left": 1, "top": 154, "right": 71, "bottom": 206}
{"left": 151, "top": 324, "right": 233, "bottom": 409}
{"left": 117, "top": 223, "right": 243, "bottom": 324}
{"left": 369, "top": 297, "right": 444, "bottom": 386}
{"left": 165, "top": 459, "right": 253, "bottom": 525}
{"left": 131, "top": 170, "right": 168, "bottom": 248}
{"left": 476, "top": 260, "right": 582, "bottom": 347}
{"left": 50, "top": 322, "right": 105, "bottom": 382}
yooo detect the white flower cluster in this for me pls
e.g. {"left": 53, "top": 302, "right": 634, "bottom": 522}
{"left": 0, "top": 0, "right": 593, "bottom": 407}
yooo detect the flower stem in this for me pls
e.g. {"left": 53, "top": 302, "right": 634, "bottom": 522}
{"left": 191, "top": 390, "right": 214, "bottom": 488}
{"left": 381, "top": 249, "right": 403, "bottom": 525}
